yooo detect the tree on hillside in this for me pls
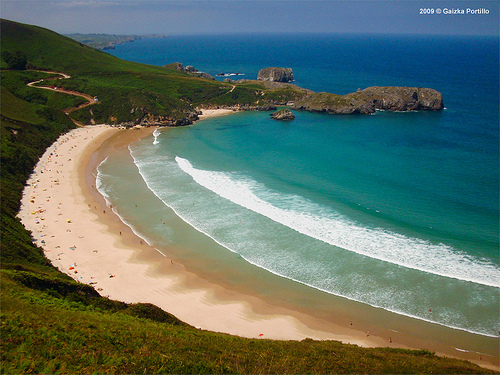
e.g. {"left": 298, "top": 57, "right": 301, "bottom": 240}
{"left": 2, "top": 51, "right": 27, "bottom": 70}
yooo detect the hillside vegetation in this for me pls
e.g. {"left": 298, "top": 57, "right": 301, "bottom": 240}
{"left": 1, "top": 19, "right": 306, "bottom": 126}
{"left": 0, "top": 19, "right": 493, "bottom": 373}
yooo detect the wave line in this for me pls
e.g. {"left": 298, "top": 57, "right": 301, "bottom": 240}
{"left": 175, "top": 156, "right": 500, "bottom": 288}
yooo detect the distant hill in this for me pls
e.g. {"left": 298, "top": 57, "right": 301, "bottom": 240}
{"left": 65, "top": 33, "right": 166, "bottom": 50}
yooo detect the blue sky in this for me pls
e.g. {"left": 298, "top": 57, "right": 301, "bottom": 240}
{"left": 1, "top": 0, "right": 498, "bottom": 36}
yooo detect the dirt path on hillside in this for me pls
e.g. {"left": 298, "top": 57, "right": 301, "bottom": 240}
{"left": 27, "top": 71, "right": 98, "bottom": 125}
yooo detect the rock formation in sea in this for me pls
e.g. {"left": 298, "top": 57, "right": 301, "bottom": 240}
{"left": 257, "top": 67, "right": 294, "bottom": 82}
{"left": 292, "top": 86, "right": 444, "bottom": 114}
{"left": 270, "top": 108, "right": 295, "bottom": 120}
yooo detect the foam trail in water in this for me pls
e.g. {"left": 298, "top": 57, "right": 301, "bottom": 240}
{"left": 152, "top": 128, "right": 161, "bottom": 145}
{"left": 175, "top": 156, "right": 500, "bottom": 287}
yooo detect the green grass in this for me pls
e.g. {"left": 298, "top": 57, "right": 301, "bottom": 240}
{"left": 0, "top": 18, "right": 496, "bottom": 374}
{"left": 1, "top": 70, "right": 87, "bottom": 112}
{"left": 1, "top": 274, "right": 492, "bottom": 374}
{"left": 0, "top": 86, "right": 43, "bottom": 124}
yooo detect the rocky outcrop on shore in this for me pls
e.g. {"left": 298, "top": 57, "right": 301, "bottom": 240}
{"left": 116, "top": 84, "right": 443, "bottom": 128}
{"left": 270, "top": 108, "right": 295, "bottom": 120}
{"left": 119, "top": 111, "right": 201, "bottom": 127}
{"left": 292, "top": 86, "right": 444, "bottom": 114}
{"left": 257, "top": 67, "right": 294, "bottom": 82}
{"left": 115, "top": 80, "right": 443, "bottom": 128}
{"left": 164, "top": 62, "right": 215, "bottom": 80}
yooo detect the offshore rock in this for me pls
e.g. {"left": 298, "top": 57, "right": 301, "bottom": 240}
{"left": 292, "top": 86, "right": 443, "bottom": 114}
{"left": 270, "top": 108, "right": 295, "bottom": 120}
{"left": 257, "top": 67, "right": 294, "bottom": 82}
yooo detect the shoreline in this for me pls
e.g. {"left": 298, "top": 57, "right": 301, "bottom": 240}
{"left": 18, "top": 110, "right": 499, "bottom": 371}
{"left": 196, "top": 108, "right": 237, "bottom": 120}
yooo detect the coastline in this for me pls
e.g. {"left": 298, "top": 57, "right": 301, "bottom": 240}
{"left": 18, "top": 110, "right": 499, "bottom": 371}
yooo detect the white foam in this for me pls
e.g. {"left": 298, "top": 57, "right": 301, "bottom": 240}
{"left": 175, "top": 156, "right": 500, "bottom": 288}
{"left": 152, "top": 128, "right": 161, "bottom": 145}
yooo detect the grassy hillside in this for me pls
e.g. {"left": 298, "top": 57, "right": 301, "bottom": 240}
{"left": 3, "top": 274, "right": 491, "bottom": 374}
{"left": 0, "top": 19, "right": 494, "bottom": 373}
{"left": 1, "top": 19, "right": 306, "bottom": 126}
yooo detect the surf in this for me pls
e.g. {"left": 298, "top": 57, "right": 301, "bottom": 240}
{"left": 175, "top": 155, "right": 500, "bottom": 288}
{"left": 102, "top": 144, "right": 498, "bottom": 337}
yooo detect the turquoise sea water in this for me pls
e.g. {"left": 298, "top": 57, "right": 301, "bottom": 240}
{"left": 99, "top": 34, "right": 499, "bottom": 337}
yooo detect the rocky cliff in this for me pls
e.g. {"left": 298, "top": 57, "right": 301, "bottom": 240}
{"left": 164, "top": 62, "right": 215, "bottom": 80}
{"left": 257, "top": 67, "right": 294, "bottom": 82}
{"left": 119, "top": 110, "right": 201, "bottom": 127}
{"left": 292, "top": 86, "right": 443, "bottom": 114}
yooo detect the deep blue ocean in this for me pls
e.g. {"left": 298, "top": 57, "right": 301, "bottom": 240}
{"left": 99, "top": 34, "right": 499, "bottom": 337}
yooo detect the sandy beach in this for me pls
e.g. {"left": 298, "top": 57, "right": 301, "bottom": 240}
{"left": 197, "top": 108, "right": 237, "bottom": 120}
{"left": 17, "top": 110, "right": 499, "bottom": 371}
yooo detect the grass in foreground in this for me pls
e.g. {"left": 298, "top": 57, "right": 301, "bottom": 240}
{"left": 1, "top": 273, "right": 492, "bottom": 374}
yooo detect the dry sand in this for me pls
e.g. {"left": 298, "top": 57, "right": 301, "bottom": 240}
{"left": 197, "top": 108, "right": 237, "bottom": 120}
{"left": 17, "top": 109, "right": 498, "bottom": 371}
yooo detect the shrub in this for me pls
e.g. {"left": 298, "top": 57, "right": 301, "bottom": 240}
{"left": 2, "top": 50, "right": 27, "bottom": 70}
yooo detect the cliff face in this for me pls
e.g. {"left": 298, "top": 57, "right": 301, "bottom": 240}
{"left": 119, "top": 110, "right": 200, "bottom": 127}
{"left": 257, "top": 67, "right": 294, "bottom": 82}
{"left": 353, "top": 87, "right": 444, "bottom": 111}
{"left": 293, "top": 86, "right": 443, "bottom": 114}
